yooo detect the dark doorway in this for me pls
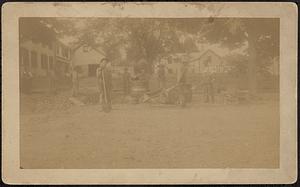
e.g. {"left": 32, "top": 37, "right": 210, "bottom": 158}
{"left": 88, "top": 64, "right": 99, "bottom": 77}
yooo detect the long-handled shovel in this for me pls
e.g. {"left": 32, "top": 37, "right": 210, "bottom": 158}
{"left": 101, "top": 69, "right": 111, "bottom": 112}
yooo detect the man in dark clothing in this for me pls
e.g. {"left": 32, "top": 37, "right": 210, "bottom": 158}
{"left": 204, "top": 74, "right": 215, "bottom": 103}
{"left": 96, "top": 58, "right": 112, "bottom": 112}
{"left": 157, "top": 64, "right": 166, "bottom": 89}
{"left": 71, "top": 67, "right": 79, "bottom": 97}
{"left": 177, "top": 60, "right": 188, "bottom": 84}
{"left": 122, "top": 67, "right": 131, "bottom": 96}
{"left": 176, "top": 60, "right": 189, "bottom": 106}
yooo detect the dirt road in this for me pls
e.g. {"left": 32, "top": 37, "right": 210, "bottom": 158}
{"left": 20, "top": 96, "right": 279, "bottom": 169}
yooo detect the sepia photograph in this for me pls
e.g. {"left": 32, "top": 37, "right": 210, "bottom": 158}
{"left": 19, "top": 17, "right": 280, "bottom": 169}
{"left": 2, "top": 2, "right": 297, "bottom": 184}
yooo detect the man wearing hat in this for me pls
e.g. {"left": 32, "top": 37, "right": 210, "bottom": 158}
{"left": 122, "top": 66, "right": 131, "bottom": 96}
{"left": 96, "top": 58, "right": 112, "bottom": 112}
{"left": 157, "top": 63, "right": 166, "bottom": 89}
{"left": 176, "top": 59, "right": 189, "bottom": 106}
{"left": 177, "top": 59, "right": 188, "bottom": 85}
{"left": 71, "top": 66, "right": 80, "bottom": 97}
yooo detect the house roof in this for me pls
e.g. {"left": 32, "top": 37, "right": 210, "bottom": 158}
{"left": 71, "top": 41, "right": 106, "bottom": 56}
{"left": 190, "top": 49, "right": 222, "bottom": 63}
{"left": 169, "top": 49, "right": 223, "bottom": 63}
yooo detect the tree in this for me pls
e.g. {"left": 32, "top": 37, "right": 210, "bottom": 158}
{"left": 32, "top": 18, "right": 126, "bottom": 68}
{"left": 224, "top": 53, "right": 248, "bottom": 77}
{"left": 165, "top": 17, "right": 279, "bottom": 93}
{"left": 122, "top": 18, "right": 201, "bottom": 74}
{"left": 19, "top": 18, "right": 57, "bottom": 46}
{"left": 202, "top": 18, "right": 279, "bottom": 94}
{"left": 32, "top": 18, "right": 204, "bottom": 70}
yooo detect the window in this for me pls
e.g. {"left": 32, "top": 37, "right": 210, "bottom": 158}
{"left": 41, "top": 54, "right": 48, "bottom": 69}
{"left": 31, "top": 51, "right": 38, "bottom": 68}
{"left": 62, "top": 47, "right": 69, "bottom": 58}
{"left": 204, "top": 56, "right": 211, "bottom": 67}
{"left": 218, "top": 64, "right": 223, "bottom": 73}
{"left": 83, "top": 45, "right": 90, "bottom": 52}
{"left": 168, "top": 68, "right": 173, "bottom": 74}
{"left": 55, "top": 61, "right": 60, "bottom": 69}
{"left": 212, "top": 65, "right": 217, "bottom": 72}
{"left": 49, "top": 56, "right": 54, "bottom": 69}
{"left": 48, "top": 43, "right": 53, "bottom": 50}
{"left": 42, "top": 43, "right": 46, "bottom": 48}
{"left": 167, "top": 57, "right": 172, "bottom": 64}
{"left": 65, "top": 64, "right": 70, "bottom": 73}
{"left": 21, "top": 48, "right": 30, "bottom": 70}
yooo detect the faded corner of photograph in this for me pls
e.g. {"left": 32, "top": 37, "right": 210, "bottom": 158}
{"left": 19, "top": 17, "right": 279, "bottom": 169}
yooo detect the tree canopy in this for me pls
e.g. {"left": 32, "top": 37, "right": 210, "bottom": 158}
{"left": 19, "top": 17, "right": 57, "bottom": 47}
{"left": 19, "top": 17, "right": 279, "bottom": 78}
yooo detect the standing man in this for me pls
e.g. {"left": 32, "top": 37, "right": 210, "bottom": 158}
{"left": 96, "top": 58, "right": 112, "bottom": 112}
{"left": 203, "top": 71, "right": 215, "bottom": 103}
{"left": 207, "top": 74, "right": 215, "bottom": 103}
{"left": 157, "top": 64, "right": 166, "bottom": 89}
{"left": 177, "top": 60, "right": 188, "bottom": 85}
{"left": 122, "top": 67, "right": 131, "bottom": 96}
{"left": 71, "top": 66, "right": 79, "bottom": 97}
{"left": 176, "top": 60, "right": 189, "bottom": 106}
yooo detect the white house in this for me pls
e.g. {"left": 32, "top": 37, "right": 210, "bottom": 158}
{"left": 20, "top": 40, "right": 55, "bottom": 77}
{"left": 188, "top": 49, "right": 230, "bottom": 74}
{"left": 71, "top": 44, "right": 106, "bottom": 77}
{"left": 20, "top": 39, "right": 71, "bottom": 78}
{"left": 72, "top": 44, "right": 135, "bottom": 78}
{"left": 55, "top": 41, "right": 71, "bottom": 77}
{"left": 164, "top": 49, "right": 232, "bottom": 75}
{"left": 155, "top": 55, "right": 183, "bottom": 75}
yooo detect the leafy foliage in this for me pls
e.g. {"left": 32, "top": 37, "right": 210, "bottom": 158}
{"left": 19, "top": 18, "right": 57, "bottom": 46}
{"left": 20, "top": 17, "right": 279, "bottom": 80}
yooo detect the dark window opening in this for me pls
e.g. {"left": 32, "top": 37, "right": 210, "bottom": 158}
{"left": 88, "top": 64, "right": 99, "bottom": 77}
{"left": 204, "top": 56, "right": 211, "bottom": 67}
{"left": 168, "top": 68, "right": 173, "bottom": 74}
{"left": 31, "top": 51, "right": 38, "bottom": 68}
{"left": 49, "top": 56, "right": 54, "bottom": 69}
{"left": 21, "top": 48, "right": 30, "bottom": 70}
{"left": 41, "top": 54, "right": 48, "bottom": 69}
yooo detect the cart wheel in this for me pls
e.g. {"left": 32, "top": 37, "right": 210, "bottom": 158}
{"left": 159, "top": 92, "right": 168, "bottom": 104}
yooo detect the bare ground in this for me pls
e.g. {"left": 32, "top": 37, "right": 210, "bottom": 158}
{"left": 20, "top": 93, "right": 279, "bottom": 169}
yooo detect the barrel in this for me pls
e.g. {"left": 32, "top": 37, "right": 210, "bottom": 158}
{"left": 131, "top": 80, "right": 147, "bottom": 103}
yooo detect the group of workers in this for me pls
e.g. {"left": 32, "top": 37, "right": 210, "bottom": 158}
{"left": 157, "top": 60, "right": 215, "bottom": 103}
{"left": 70, "top": 57, "right": 216, "bottom": 112}
{"left": 22, "top": 56, "right": 215, "bottom": 111}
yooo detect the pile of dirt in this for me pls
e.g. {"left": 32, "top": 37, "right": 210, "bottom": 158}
{"left": 76, "top": 90, "right": 131, "bottom": 105}
{"left": 20, "top": 92, "right": 73, "bottom": 114}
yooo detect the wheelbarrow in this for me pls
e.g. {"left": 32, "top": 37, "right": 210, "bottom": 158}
{"left": 141, "top": 84, "right": 193, "bottom": 107}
